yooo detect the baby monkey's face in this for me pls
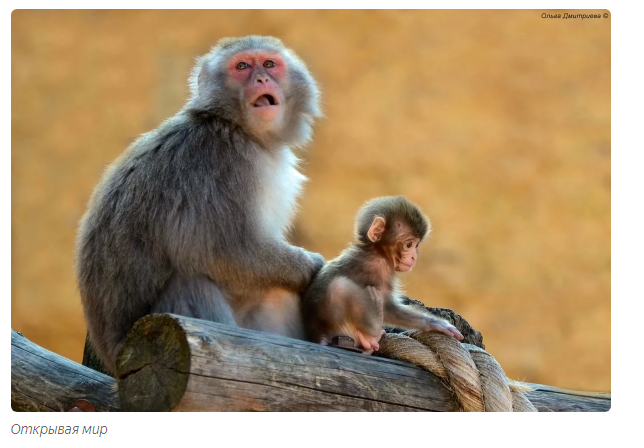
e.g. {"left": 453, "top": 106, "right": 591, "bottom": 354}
{"left": 363, "top": 210, "right": 428, "bottom": 273}
{"left": 394, "top": 235, "right": 421, "bottom": 272}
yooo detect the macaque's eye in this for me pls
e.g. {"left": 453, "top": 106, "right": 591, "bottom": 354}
{"left": 236, "top": 62, "right": 250, "bottom": 71}
{"left": 406, "top": 241, "right": 413, "bottom": 249}
{"left": 263, "top": 60, "right": 276, "bottom": 68}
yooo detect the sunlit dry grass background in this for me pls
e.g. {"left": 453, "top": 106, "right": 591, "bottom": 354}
{"left": 11, "top": 10, "right": 610, "bottom": 391}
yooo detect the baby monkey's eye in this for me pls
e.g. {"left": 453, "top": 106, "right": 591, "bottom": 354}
{"left": 236, "top": 62, "right": 250, "bottom": 71}
{"left": 263, "top": 60, "right": 277, "bottom": 68}
{"left": 406, "top": 241, "right": 413, "bottom": 249}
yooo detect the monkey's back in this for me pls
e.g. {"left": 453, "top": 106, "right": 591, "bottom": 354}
{"left": 75, "top": 112, "right": 255, "bottom": 371}
{"left": 302, "top": 246, "right": 383, "bottom": 341}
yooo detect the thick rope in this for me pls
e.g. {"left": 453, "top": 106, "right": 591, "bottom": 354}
{"left": 377, "top": 331, "right": 537, "bottom": 412}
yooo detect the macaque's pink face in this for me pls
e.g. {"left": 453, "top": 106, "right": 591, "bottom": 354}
{"left": 367, "top": 218, "right": 422, "bottom": 273}
{"left": 395, "top": 235, "right": 421, "bottom": 272}
{"left": 227, "top": 51, "right": 287, "bottom": 125}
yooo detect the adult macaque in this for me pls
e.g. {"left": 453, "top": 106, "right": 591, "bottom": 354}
{"left": 302, "top": 196, "right": 464, "bottom": 354}
{"left": 76, "top": 36, "right": 324, "bottom": 373}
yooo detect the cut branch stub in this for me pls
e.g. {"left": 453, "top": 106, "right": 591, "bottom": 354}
{"left": 116, "top": 314, "right": 190, "bottom": 412}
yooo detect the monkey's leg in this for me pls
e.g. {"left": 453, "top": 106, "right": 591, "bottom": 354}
{"left": 238, "top": 287, "right": 305, "bottom": 339}
{"left": 327, "top": 277, "right": 385, "bottom": 352}
{"left": 153, "top": 275, "right": 237, "bottom": 325}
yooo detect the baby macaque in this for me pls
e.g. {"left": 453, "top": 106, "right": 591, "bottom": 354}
{"left": 302, "top": 196, "right": 464, "bottom": 354}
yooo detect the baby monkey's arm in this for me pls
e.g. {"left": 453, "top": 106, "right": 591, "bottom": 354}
{"left": 376, "top": 289, "right": 464, "bottom": 340}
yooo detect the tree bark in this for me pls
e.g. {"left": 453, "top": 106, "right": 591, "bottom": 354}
{"left": 114, "top": 314, "right": 610, "bottom": 412}
{"left": 11, "top": 317, "right": 611, "bottom": 412}
{"left": 11, "top": 330, "right": 119, "bottom": 412}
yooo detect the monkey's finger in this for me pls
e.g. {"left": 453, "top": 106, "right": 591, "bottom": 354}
{"left": 449, "top": 326, "right": 464, "bottom": 340}
{"left": 445, "top": 327, "right": 464, "bottom": 340}
{"left": 363, "top": 335, "right": 380, "bottom": 354}
{"left": 356, "top": 332, "right": 375, "bottom": 351}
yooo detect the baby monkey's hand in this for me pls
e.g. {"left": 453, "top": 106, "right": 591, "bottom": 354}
{"left": 356, "top": 329, "right": 386, "bottom": 355}
{"left": 425, "top": 316, "right": 464, "bottom": 340}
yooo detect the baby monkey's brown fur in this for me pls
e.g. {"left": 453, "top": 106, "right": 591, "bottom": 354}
{"left": 302, "top": 196, "right": 464, "bottom": 353}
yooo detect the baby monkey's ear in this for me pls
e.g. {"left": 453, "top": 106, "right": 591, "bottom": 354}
{"left": 367, "top": 216, "right": 386, "bottom": 242}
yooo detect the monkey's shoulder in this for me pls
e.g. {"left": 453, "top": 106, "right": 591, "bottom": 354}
{"left": 316, "top": 249, "right": 397, "bottom": 292}
{"left": 108, "top": 114, "right": 248, "bottom": 184}
{"left": 87, "top": 114, "right": 248, "bottom": 222}
{"left": 314, "top": 257, "right": 368, "bottom": 289}
{"left": 138, "top": 114, "right": 239, "bottom": 160}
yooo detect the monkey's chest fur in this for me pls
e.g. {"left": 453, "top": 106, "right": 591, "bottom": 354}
{"left": 253, "top": 147, "right": 307, "bottom": 239}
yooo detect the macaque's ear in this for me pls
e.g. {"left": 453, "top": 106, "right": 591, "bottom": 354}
{"left": 367, "top": 216, "right": 386, "bottom": 242}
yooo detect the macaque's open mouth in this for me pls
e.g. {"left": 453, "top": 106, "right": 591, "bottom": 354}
{"left": 252, "top": 94, "right": 278, "bottom": 107}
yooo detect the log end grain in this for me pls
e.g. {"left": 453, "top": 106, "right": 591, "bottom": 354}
{"left": 116, "top": 314, "right": 190, "bottom": 412}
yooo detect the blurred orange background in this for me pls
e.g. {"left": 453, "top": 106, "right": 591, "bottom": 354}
{"left": 11, "top": 10, "right": 610, "bottom": 391}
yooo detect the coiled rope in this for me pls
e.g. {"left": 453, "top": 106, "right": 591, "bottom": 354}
{"left": 377, "top": 331, "right": 537, "bottom": 412}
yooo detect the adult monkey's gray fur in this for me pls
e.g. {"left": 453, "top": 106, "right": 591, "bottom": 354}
{"left": 76, "top": 36, "right": 324, "bottom": 373}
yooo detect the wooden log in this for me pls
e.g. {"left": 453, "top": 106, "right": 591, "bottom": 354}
{"left": 524, "top": 383, "right": 611, "bottom": 412}
{"left": 116, "top": 314, "right": 459, "bottom": 411}
{"left": 11, "top": 330, "right": 119, "bottom": 412}
{"left": 116, "top": 314, "right": 611, "bottom": 412}
{"left": 80, "top": 296, "right": 483, "bottom": 378}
